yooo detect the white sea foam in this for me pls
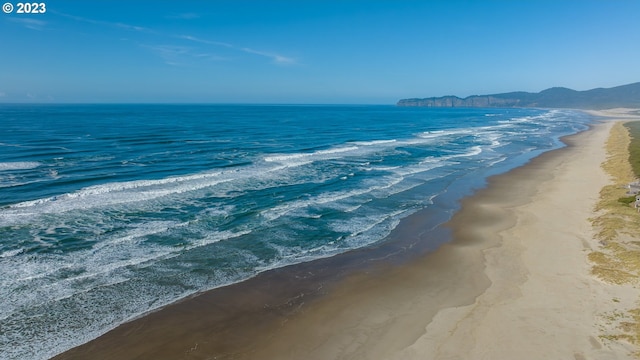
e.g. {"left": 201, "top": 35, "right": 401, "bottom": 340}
{"left": 259, "top": 243, "right": 341, "bottom": 272}
{"left": 187, "top": 228, "right": 252, "bottom": 249}
{"left": 418, "top": 128, "right": 474, "bottom": 139}
{"left": 371, "top": 165, "right": 400, "bottom": 171}
{"left": 455, "top": 145, "right": 483, "bottom": 158}
{"left": 388, "top": 158, "right": 450, "bottom": 177}
{"left": 0, "top": 218, "right": 254, "bottom": 360}
{"left": 2, "top": 222, "right": 180, "bottom": 292}
{"left": 350, "top": 139, "right": 397, "bottom": 146}
{"left": 8, "top": 171, "right": 228, "bottom": 208}
{"left": 330, "top": 208, "right": 410, "bottom": 249}
{"left": 260, "top": 153, "right": 453, "bottom": 223}
{"left": 264, "top": 146, "right": 360, "bottom": 163}
{"left": 0, "top": 163, "right": 293, "bottom": 225}
{"left": 260, "top": 174, "right": 404, "bottom": 222}
{"left": 486, "top": 157, "right": 508, "bottom": 167}
{"left": 352, "top": 209, "right": 407, "bottom": 237}
{"left": 0, "top": 248, "right": 23, "bottom": 258}
{"left": 0, "top": 160, "right": 353, "bottom": 234}
{"left": 0, "top": 161, "right": 41, "bottom": 171}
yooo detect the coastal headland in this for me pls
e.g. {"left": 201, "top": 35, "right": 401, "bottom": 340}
{"left": 55, "top": 109, "right": 640, "bottom": 359}
{"left": 397, "top": 82, "right": 640, "bottom": 109}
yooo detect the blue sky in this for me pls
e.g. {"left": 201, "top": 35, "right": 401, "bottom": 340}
{"left": 1, "top": 0, "right": 639, "bottom": 104}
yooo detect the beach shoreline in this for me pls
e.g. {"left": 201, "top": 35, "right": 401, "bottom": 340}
{"left": 55, "top": 110, "right": 639, "bottom": 359}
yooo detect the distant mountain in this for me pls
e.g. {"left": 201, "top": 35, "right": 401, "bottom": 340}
{"left": 397, "top": 82, "right": 640, "bottom": 109}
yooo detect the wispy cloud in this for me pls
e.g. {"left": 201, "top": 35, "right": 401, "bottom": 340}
{"left": 54, "top": 11, "right": 154, "bottom": 34}
{"left": 53, "top": 12, "right": 297, "bottom": 66}
{"left": 113, "top": 22, "right": 150, "bottom": 32}
{"left": 144, "top": 45, "right": 189, "bottom": 55}
{"left": 141, "top": 44, "right": 228, "bottom": 66}
{"left": 178, "top": 35, "right": 233, "bottom": 48}
{"left": 240, "top": 47, "right": 297, "bottom": 65}
{"left": 193, "top": 53, "right": 229, "bottom": 61}
{"left": 181, "top": 35, "right": 297, "bottom": 65}
{"left": 8, "top": 18, "right": 47, "bottom": 30}
{"left": 0, "top": 92, "right": 6, "bottom": 97}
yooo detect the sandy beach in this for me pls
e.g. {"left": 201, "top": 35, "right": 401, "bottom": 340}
{"left": 247, "top": 114, "right": 638, "bottom": 360}
{"left": 56, "top": 111, "right": 640, "bottom": 360}
{"left": 390, "top": 115, "right": 637, "bottom": 360}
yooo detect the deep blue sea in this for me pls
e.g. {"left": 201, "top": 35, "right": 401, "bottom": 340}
{"left": 0, "top": 104, "right": 591, "bottom": 359}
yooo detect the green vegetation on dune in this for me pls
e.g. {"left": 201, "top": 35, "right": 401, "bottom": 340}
{"left": 625, "top": 121, "right": 640, "bottom": 178}
{"left": 590, "top": 121, "right": 640, "bottom": 357}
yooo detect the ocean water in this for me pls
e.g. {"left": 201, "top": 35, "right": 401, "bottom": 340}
{"left": 0, "top": 104, "right": 591, "bottom": 359}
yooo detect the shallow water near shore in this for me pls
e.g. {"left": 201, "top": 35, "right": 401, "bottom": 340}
{"left": 0, "top": 104, "right": 590, "bottom": 359}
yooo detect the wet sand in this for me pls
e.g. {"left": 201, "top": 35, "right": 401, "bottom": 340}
{"left": 55, "top": 115, "right": 633, "bottom": 359}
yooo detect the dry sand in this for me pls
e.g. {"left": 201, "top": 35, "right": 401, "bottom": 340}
{"left": 56, "top": 111, "right": 639, "bottom": 360}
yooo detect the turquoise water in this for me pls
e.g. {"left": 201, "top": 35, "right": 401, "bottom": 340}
{"left": 0, "top": 105, "right": 591, "bottom": 359}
